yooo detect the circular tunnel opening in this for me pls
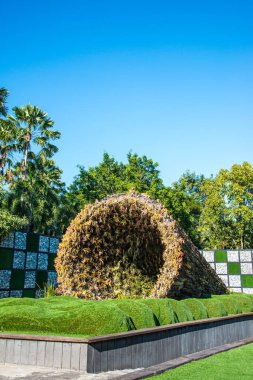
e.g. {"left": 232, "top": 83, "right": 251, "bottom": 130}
{"left": 56, "top": 196, "right": 164, "bottom": 299}
{"left": 93, "top": 200, "right": 165, "bottom": 297}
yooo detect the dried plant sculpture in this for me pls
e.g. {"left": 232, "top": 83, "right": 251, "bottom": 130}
{"left": 56, "top": 192, "right": 226, "bottom": 299}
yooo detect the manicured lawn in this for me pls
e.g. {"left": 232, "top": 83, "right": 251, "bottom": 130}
{"left": 151, "top": 343, "right": 253, "bottom": 379}
{"left": 0, "top": 294, "right": 253, "bottom": 338}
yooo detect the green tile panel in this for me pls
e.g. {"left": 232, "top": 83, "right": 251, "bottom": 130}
{"left": 214, "top": 250, "right": 227, "bottom": 263}
{"left": 228, "top": 262, "right": 241, "bottom": 275}
{"left": 241, "top": 275, "right": 253, "bottom": 287}
{"left": 26, "top": 233, "right": 40, "bottom": 252}
{"left": 0, "top": 248, "right": 13, "bottom": 269}
{"left": 10, "top": 270, "right": 25, "bottom": 289}
{"left": 48, "top": 254, "right": 56, "bottom": 270}
{"left": 36, "top": 270, "right": 48, "bottom": 288}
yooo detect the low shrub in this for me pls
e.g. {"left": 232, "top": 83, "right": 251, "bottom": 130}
{"left": 166, "top": 299, "right": 193, "bottom": 322}
{"left": 211, "top": 295, "right": 242, "bottom": 315}
{"left": 229, "top": 294, "right": 253, "bottom": 313}
{"left": 0, "top": 297, "right": 134, "bottom": 337}
{"left": 198, "top": 298, "right": 227, "bottom": 318}
{"left": 138, "top": 299, "right": 175, "bottom": 325}
{"left": 105, "top": 299, "right": 157, "bottom": 329}
{"left": 0, "top": 294, "right": 253, "bottom": 337}
{"left": 181, "top": 298, "right": 208, "bottom": 320}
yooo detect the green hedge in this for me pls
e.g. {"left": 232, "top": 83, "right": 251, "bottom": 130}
{"left": 0, "top": 294, "right": 253, "bottom": 338}
{"left": 180, "top": 299, "right": 208, "bottom": 320}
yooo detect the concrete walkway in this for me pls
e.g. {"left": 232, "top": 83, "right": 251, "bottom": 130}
{"left": 0, "top": 364, "right": 138, "bottom": 380}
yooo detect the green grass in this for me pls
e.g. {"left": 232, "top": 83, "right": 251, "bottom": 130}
{"left": 151, "top": 343, "right": 253, "bottom": 379}
{"left": 0, "top": 294, "right": 253, "bottom": 338}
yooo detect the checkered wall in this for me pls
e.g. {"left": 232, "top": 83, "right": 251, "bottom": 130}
{"left": 201, "top": 250, "right": 253, "bottom": 294}
{"left": 0, "top": 231, "right": 59, "bottom": 298}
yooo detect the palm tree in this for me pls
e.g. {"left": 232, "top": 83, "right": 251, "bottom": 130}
{"left": 7, "top": 105, "right": 60, "bottom": 179}
{"left": 0, "top": 120, "right": 19, "bottom": 179}
{"left": 0, "top": 88, "right": 9, "bottom": 116}
{"left": 8, "top": 155, "right": 64, "bottom": 233}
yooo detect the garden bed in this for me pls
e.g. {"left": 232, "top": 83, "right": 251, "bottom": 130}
{"left": 1, "top": 294, "right": 253, "bottom": 337}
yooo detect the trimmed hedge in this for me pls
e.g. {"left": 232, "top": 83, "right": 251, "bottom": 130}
{"left": 0, "top": 294, "right": 253, "bottom": 337}
{"left": 211, "top": 295, "right": 242, "bottom": 315}
{"left": 198, "top": 298, "right": 227, "bottom": 318}
{"left": 104, "top": 299, "right": 157, "bottom": 329}
{"left": 180, "top": 299, "right": 208, "bottom": 320}
{"left": 138, "top": 299, "right": 175, "bottom": 325}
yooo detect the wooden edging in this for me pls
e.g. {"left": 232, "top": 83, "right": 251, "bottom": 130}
{"left": 0, "top": 312, "right": 253, "bottom": 343}
{"left": 114, "top": 337, "right": 253, "bottom": 380}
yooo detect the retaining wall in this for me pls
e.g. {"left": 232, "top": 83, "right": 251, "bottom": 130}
{"left": 1, "top": 313, "right": 253, "bottom": 373}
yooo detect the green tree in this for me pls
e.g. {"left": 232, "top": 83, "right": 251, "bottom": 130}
{"left": 173, "top": 171, "right": 206, "bottom": 202}
{"left": 64, "top": 152, "right": 198, "bottom": 239}
{"left": 0, "top": 185, "right": 26, "bottom": 239}
{"left": 0, "top": 99, "right": 64, "bottom": 234}
{"left": 66, "top": 152, "right": 163, "bottom": 216}
{"left": 0, "top": 120, "right": 18, "bottom": 179}
{"left": 0, "top": 88, "right": 8, "bottom": 116}
{"left": 5, "top": 105, "right": 60, "bottom": 179}
{"left": 167, "top": 171, "right": 206, "bottom": 247}
{"left": 7, "top": 156, "right": 64, "bottom": 234}
{"left": 0, "top": 209, "right": 27, "bottom": 239}
{"left": 157, "top": 186, "right": 202, "bottom": 247}
{"left": 124, "top": 152, "right": 163, "bottom": 196}
{"left": 199, "top": 162, "right": 253, "bottom": 249}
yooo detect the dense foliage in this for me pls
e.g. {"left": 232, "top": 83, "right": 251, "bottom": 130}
{"left": 0, "top": 294, "right": 252, "bottom": 338}
{"left": 0, "top": 89, "right": 64, "bottom": 236}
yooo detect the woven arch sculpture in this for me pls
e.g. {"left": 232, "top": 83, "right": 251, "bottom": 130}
{"left": 56, "top": 192, "right": 226, "bottom": 299}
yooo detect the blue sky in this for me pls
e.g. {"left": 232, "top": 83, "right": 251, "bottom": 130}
{"left": 1, "top": 0, "right": 253, "bottom": 186}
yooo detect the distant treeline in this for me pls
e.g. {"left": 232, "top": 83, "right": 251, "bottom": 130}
{"left": 1, "top": 87, "right": 253, "bottom": 249}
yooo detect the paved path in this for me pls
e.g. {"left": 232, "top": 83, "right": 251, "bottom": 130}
{"left": 0, "top": 364, "right": 139, "bottom": 380}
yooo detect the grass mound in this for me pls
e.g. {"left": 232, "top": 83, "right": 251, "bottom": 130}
{"left": 138, "top": 299, "right": 175, "bottom": 325}
{"left": 228, "top": 294, "right": 253, "bottom": 313}
{"left": 166, "top": 299, "right": 193, "bottom": 322}
{"left": 181, "top": 298, "right": 208, "bottom": 320}
{"left": 211, "top": 295, "right": 242, "bottom": 315}
{"left": 105, "top": 299, "right": 157, "bottom": 329}
{"left": 0, "top": 294, "right": 252, "bottom": 337}
{"left": 0, "top": 297, "right": 134, "bottom": 337}
{"left": 199, "top": 298, "right": 227, "bottom": 318}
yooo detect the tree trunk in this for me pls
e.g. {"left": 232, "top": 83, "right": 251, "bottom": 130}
{"left": 23, "top": 136, "right": 30, "bottom": 180}
{"left": 241, "top": 233, "right": 244, "bottom": 250}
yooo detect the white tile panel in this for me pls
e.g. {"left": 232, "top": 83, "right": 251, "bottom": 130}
{"left": 203, "top": 251, "right": 214, "bottom": 262}
{"left": 219, "top": 275, "right": 229, "bottom": 286}
{"left": 216, "top": 263, "right": 228, "bottom": 275}
{"left": 229, "top": 275, "right": 241, "bottom": 287}
{"left": 227, "top": 251, "right": 239, "bottom": 262}
{"left": 240, "top": 251, "right": 252, "bottom": 262}
{"left": 240, "top": 263, "right": 253, "bottom": 275}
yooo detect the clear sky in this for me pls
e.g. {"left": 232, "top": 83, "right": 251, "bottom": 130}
{"left": 1, "top": 0, "right": 253, "bottom": 186}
